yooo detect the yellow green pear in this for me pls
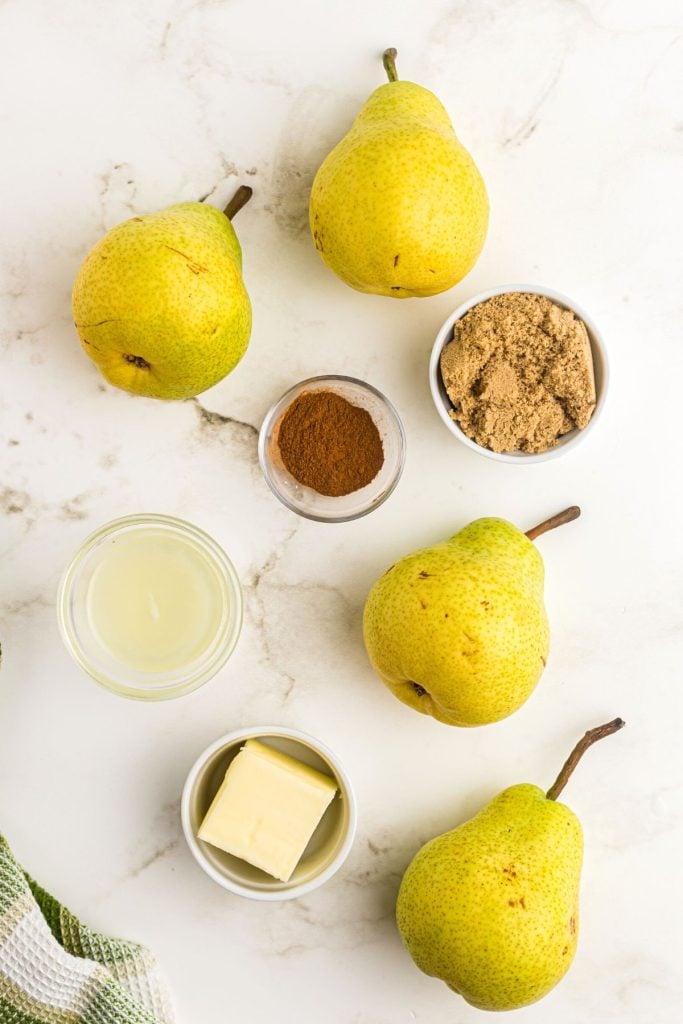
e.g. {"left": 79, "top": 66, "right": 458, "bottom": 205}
{"left": 309, "top": 48, "right": 488, "bottom": 298}
{"left": 396, "top": 718, "right": 625, "bottom": 1010}
{"left": 72, "top": 186, "right": 253, "bottom": 399}
{"left": 363, "top": 507, "right": 580, "bottom": 726}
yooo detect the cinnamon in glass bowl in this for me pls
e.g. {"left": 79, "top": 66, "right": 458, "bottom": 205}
{"left": 258, "top": 375, "right": 406, "bottom": 523}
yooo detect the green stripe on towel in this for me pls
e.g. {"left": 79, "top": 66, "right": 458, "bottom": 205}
{"left": 0, "top": 836, "right": 173, "bottom": 1024}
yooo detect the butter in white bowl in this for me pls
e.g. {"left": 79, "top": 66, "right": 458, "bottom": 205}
{"left": 182, "top": 726, "right": 357, "bottom": 900}
{"left": 197, "top": 739, "right": 338, "bottom": 882}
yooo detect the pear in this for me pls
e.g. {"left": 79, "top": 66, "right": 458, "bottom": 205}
{"left": 363, "top": 507, "right": 580, "bottom": 726}
{"left": 72, "top": 186, "right": 253, "bottom": 399}
{"left": 396, "top": 718, "right": 625, "bottom": 1010}
{"left": 309, "top": 48, "right": 488, "bottom": 298}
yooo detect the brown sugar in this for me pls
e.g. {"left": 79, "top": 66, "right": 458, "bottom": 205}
{"left": 439, "top": 292, "right": 596, "bottom": 454}
{"left": 276, "top": 390, "right": 384, "bottom": 496}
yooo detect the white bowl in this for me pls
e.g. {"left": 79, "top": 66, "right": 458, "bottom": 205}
{"left": 181, "top": 726, "right": 357, "bottom": 901}
{"left": 428, "top": 284, "right": 609, "bottom": 464}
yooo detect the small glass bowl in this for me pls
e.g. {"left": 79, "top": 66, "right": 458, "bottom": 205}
{"left": 57, "top": 514, "right": 243, "bottom": 700}
{"left": 258, "top": 375, "right": 406, "bottom": 523}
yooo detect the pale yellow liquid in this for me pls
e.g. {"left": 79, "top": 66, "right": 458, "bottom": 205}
{"left": 85, "top": 531, "right": 226, "bottom": 674}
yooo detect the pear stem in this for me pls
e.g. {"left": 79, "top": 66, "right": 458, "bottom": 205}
{"left": 525, "top": 506, "right": 581, "bottom": 542}
{"left": 224, "top": 185, "right": 253, "bottom": 220}
{"left": 546, "top": 718, "right": 625, "bottom": 801}
{"left": 382, "top": 47, "right": 399, "bottom": 82}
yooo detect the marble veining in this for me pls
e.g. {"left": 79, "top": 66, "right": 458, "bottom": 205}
{"left": 0, "top": 1, "right": 682, "bottom": 1022}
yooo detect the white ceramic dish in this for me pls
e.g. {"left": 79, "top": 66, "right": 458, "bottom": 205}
{"left": 181, "top": 726, "right": 357, "bottom": 901}
{"left": 428, "top": 283, "right": 609, "bottom": 464}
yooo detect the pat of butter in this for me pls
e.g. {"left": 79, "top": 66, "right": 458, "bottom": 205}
{"left": 198, "top": 739, "right": 338, "bottom": 882}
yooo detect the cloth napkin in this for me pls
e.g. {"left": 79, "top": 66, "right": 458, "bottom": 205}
{"left": 0, "top": 836, "right": 174, "bottom": 1024}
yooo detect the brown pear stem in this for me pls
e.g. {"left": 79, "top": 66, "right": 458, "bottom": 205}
{"left": 546, "top": 718, "right": 625, "bottom": 801}
{"left": 382, "top": 47, "right": 399, "bottom": 82}
{"left": 224, "top": 185, "right": 253, "bottom": 220}
{"left": 525, "top": 506, "right": 581, "bottom": 542}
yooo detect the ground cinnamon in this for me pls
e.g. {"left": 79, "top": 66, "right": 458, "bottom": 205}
{"left": 276, "top": 390, "right": 384, "bottom": 497}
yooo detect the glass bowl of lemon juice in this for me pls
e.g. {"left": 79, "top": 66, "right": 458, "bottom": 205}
{"left": 57, "top": 514, "right": 242, "bottom": 700}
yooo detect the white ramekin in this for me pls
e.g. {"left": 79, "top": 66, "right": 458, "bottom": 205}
{"left": 181, "top": 726, "right": 357, "bottom": 901}
{"left": 429, "top": 283, "right": 609, "bottom": 464}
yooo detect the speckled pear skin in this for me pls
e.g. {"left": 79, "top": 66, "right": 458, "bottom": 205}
{"left": 396, "top": 784, "right": 582, "bottom": 1010}
{"left": 362, "top": 518, "right": 549, "bottom": 726}
{"left": 309, "top": 80, "right": 488, "bottom": 297}
{"left": 72, "top": 203, "right": 251, "bottom": 399}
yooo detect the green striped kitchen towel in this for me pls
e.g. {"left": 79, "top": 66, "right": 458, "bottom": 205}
{"left": 0, "top": 835, "right": 174, "bottom": 1024}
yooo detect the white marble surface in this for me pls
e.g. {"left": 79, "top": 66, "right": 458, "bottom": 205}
{"left": 1, "top": 0, "right": 682, "bottom": 1020}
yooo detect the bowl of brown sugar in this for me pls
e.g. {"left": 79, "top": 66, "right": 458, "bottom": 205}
{"left": 258, "top": 375, "right": 406, "bottom": 522}
{"left": 429, "top": 284, "right": 609, "bottom": 463}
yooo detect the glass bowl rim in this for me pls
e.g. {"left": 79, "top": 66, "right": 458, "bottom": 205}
{"left": 56, "top": 512, "right": 243, "bottom": 700}
{"left": 257, "top": 374, "right": 407, "bottom": 523}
